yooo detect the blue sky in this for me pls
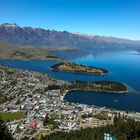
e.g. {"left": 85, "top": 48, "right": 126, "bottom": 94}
{"left": 0, "top": 0, "right": 140, "bottom": 40}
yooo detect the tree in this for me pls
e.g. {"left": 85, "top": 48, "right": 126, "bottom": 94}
{"left": 43, "top": 115, "right": 49, "bottom": 126}
{"left": 0, "top": 120, "right": 14, "bottom": 140}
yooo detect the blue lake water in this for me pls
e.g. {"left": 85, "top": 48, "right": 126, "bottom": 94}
{"left": 0, "top": 50, "right": 140, "bottom": 112}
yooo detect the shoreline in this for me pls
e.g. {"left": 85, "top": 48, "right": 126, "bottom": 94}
{"left": 64, "top": 88, "right": 128, "bottom": 95}
{"left": 50, "top": 67, "right": 109, "bottom": 76}
{"left": 0, "top": 58, "right": 128, "bottom": 94}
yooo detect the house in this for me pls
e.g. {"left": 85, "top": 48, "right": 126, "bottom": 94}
{"left": 29, "top": 121, "right": 37, "bottom": 129}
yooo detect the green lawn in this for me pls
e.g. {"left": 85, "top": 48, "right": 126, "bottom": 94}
{"left": 0, "top": 112, "right": 26, "bottom": 122}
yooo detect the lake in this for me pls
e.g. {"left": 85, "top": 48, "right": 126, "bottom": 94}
{"left": 0, "top": 50, "right": 140, "bottom": 112}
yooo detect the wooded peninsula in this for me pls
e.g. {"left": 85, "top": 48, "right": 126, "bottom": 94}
{"left": 48, "top": 81, "right": 128, "bottom": 94}
{"left": 51, "top": 62, "right": 108, "bottom": 75}
{"left": 69, "top": 81, "right": 128, "bottom": 94}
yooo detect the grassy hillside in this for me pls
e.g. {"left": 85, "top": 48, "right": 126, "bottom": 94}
{"left": 0, "top": 41, "right": 51, "bottom": 60}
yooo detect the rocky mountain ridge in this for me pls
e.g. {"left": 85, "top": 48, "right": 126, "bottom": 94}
{"left": 0, "top": 23, "right": 140, "bottom": 49}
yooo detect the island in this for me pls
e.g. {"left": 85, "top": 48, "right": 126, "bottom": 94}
{"left": 50, "top": 62, "right": 108, "bottom": 75}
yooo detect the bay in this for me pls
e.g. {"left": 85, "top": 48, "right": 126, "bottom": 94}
{"left": 0, "top": 50, "right": 140, "bottom": 112}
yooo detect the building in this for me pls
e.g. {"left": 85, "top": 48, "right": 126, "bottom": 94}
{"left": 29, "top": 121, "right": 37, "bottom": 129}
{"left": 104, "top": 133, "right": 117, "bottom": 140}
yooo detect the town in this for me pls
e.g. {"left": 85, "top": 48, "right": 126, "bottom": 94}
{"left": 0, "top": 66, "right": 140, "bottom": 140}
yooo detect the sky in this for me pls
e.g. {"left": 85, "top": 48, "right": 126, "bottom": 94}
{"left": 0, "top": 0, "right": 140, "bottom": 40}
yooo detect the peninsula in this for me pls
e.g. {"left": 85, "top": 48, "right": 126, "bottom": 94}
{"left": 51, "top": 62, "right": 108, "bottom": 75}
{"left": 68, "top": 81, "right": 128, "bottom": 94}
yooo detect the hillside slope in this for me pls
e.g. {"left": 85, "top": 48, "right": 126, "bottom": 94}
{"left": 0, "top": 41, "right": 50, "bottom": 59}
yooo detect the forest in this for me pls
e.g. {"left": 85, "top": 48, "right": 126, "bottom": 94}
{"left": 36, "top": 117, "right": 140, "bottom": 140}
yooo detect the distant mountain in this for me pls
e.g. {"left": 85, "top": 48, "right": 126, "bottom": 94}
{"left": 0, "top": 23, "right": 140, "bottom": 49}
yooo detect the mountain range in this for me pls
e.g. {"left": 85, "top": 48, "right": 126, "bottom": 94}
{"left": 0, "top": 23, "right": 140, "bottom": 49}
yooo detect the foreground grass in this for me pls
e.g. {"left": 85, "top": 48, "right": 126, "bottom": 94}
{"left": 0, "top": 112, "right": 26, "bottom": 122}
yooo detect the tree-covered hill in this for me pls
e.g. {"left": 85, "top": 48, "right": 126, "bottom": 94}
{"left": 38, "top": 118, "right": 140, "bottom": 140}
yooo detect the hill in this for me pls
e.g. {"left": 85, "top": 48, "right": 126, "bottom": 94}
{"left": 35, "top": 118, "right": 140, "bottom": 140}
{"left": 0, "top": 41, "right": 51, "bottom": 59}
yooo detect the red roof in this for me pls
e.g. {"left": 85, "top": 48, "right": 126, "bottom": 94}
{"left": 29, "top": 121, "right": 37, "bottom": 129}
